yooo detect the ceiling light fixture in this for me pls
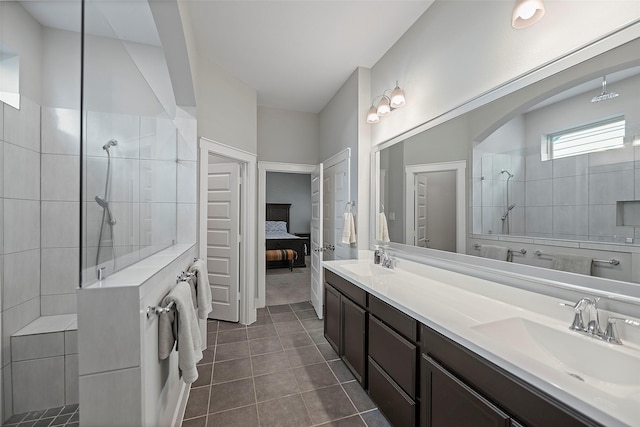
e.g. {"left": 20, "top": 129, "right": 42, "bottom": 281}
{"left": 367, "top": 81, "right": 406, "bottom": 124}
{"left": 511, "top": 0, "right": 545, "bottom": 29}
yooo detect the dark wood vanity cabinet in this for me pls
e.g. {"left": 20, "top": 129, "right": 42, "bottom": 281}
{"left": 323, "top": 269, "right": 602, "bottom": 427}
{"left": 324, "top": 270, "right": 367, "bottom": 385}
{"left": 420, "top": 325, "right": 600, "bottom": 427}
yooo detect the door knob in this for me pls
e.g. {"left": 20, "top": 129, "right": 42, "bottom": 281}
{"left": 324, "top": 244, "right": 335, "bottom": 251}
{"left": 313, "top": 247, "right": 324, "bottom": 252}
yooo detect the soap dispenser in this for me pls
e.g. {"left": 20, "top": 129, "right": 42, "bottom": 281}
{"left": 373, "top": 245, "right": 381, "bottom": 264}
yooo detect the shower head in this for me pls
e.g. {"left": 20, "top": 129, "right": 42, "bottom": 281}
{"left": 591, "top": 76, "right": 619, "bottom": 103}
{"left": 507, "top": 203, "right": 516, "bottom": 211}
{"left": 500, "top": 169, "right": 514, "bottom": 178}
{"left": 102, "top": 139, "right": 118, "bottom": 151}
{"left": 95, "top": 195, "right": 109, "bottom": 209}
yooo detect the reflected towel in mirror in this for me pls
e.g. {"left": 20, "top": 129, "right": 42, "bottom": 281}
{"left": 377, "top": 212, "right": 390, "bottom": 242}
{"left": 479, "top": 245, "right": 512, "bottom": 261}
{"left": 341, "top": 212, "right": 357, "bottom": 244}
{"left": 551, "top": 253, "right": 593, "bottom": 275}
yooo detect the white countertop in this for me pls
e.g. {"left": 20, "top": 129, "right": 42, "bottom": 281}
{"left": 323, "top": 256, "right": 640, "bottom": 427}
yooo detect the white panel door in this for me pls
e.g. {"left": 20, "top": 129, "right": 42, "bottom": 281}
{"left": 415, "top": 174, "right": 428, "bottom": 248}
{"left": 207, "top": 163, "right": 240, "bottom": 322}
{"left": 329, "top": 159, "right": 350, "bottom": 260}
{"left": 322, "top": 169, "right": 334, "bottom": 261}
{"left": 310, "top": 163, "right": 324, "bottom": 319}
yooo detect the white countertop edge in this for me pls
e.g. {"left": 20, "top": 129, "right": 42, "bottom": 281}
{"left": 323, "top": 259, "right": 631, "bottom": 427}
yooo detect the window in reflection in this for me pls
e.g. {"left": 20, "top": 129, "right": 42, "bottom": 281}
{"left": 0, "top": 46, "right": 20, "bottom": 108}
{"left": 546, "top": 116, "right": 625, "bottom": 160}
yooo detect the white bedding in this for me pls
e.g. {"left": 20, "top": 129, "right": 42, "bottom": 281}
{"left": 266, "top": 231, "right": 301, "bottom": 240}
{"left": 265, "top": 220, "right": 301, "bottom": 239}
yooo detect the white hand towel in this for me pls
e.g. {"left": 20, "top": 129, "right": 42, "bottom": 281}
{"left": 377, "top": 212, "right": 390, "bottom": 242}
{"left": 158, "top": 281, "right": 203, "bottom": 384}
{"left": 188, "top": 259, "right": 213, "bottom": 319}
{"left": 341, "top": 212, "right": 357, "bottom": 244}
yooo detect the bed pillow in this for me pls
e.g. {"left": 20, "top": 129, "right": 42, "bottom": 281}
{"left": 266, "top": 221, "right": 288, "bottom": 233}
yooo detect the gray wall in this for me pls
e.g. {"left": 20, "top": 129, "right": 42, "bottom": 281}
{"left": 257, "top": 106, "right": 320, "bottom": 164}
{"left": 266, "top": 172, "right": 312, "bottom": 234}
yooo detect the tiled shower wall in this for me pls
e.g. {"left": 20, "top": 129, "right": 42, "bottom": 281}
{"left": 41, "top": 106, "right": 81, "bottom": 316}
{"left": 1, "top": 97, "right": 42, "bottom": 420}
{"left": 475, "top": 146, "right": 640, "bottom": 243}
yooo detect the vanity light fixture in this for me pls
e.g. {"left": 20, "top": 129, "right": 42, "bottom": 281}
{"left": 367, "top": 81, "right": 406, "bottom": 124}
{"left": 511, "top": 0, "right": 545, "bottom": 29}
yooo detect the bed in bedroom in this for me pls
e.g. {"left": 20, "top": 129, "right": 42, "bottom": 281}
{"left": 265, "top": 203, "right": 307, "bottom": 269}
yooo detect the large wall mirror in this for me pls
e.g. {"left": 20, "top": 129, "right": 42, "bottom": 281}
{"left": 374, "top": 36, "right": 640, "bottom": 283}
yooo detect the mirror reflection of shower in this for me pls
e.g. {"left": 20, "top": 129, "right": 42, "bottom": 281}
{"left": 95, "top": 139, "right": 118, "bottom": 277}
{"left": 500, "top": 169, "right": 516, "bottom": 234}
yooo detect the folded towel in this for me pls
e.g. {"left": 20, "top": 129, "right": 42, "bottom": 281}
{"left": 551, "top": 253, "right": 593, "bottom": 275}
{"left": 377, "top": 212, "right": 390, "bottom": 242}
{"left": 188, "top": 259, "right": 213, "bottom": 319}
{"left": 157, "top": 281, "right": 203, "bottom": 384}
{"left": 479, "top": 245, "right": 512, "bottom": 262}
{"left": 341, "top": 212, "right": 357, "bottom": 244}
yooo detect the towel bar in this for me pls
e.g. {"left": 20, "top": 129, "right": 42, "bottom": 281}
{"left": 147, "top": 269, "right": 197, "bottom": 318}
{"left": 534, "top": 250, "right": 620, "bottom": 266}
{"left": 473, "top": 243, "right": 526, "bottom": 255}
{"left": 177, "top": 271, "right": 196, "bottom": 281}
{"left": 146, "top": 300, "right": 175, "bottom": 318}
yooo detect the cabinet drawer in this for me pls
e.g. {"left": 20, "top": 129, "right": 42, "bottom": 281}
{"left": 369, "top": 315, "right": 416, "bottom": 398}
{"left": 325, "top": 269, "right": 367, "bottom": 308}
{"left": 368, "top": 357, "right": 416, "bottom": 427}
{"left": 369, "top": 295, "right": 418, "bottom": 342}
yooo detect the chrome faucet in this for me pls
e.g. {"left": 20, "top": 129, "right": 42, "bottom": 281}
{"left": 379, "top": 247, "right": 396, "bottom": 269}
{"left": 561, "top": 297, "right": 639, "bottom": 345}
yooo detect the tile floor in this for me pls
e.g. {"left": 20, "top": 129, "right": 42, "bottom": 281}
{"left": 1, "top": 404, "right": 79, "bottom": 427}
{"left": 182, "top": 302, "right": 392, "bottom": 427}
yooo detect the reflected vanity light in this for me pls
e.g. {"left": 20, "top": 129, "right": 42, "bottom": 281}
{"left": 367, "top": 81, "right": 406, "bottom": 124}
{"left": 512, "top": 0, "right": 545, "bottom": 29}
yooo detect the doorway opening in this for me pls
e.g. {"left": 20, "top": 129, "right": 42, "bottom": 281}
{"left": 258, "top": 162, "right": 316, "bottom": 308}
{"left": 404, "top": 160, "right": 466, "bottom": 253}
{"left": 264, "top": 171, "right": 313, "bottom": 305}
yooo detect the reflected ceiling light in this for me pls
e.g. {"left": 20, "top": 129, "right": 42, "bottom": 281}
{"left": 512, "top": 0, "right": 545, "bottom": 29}
{"left": 367, "top": 81, "right": 406, "bottom": 124}
{"left": 591, "top": 75, "right": 619, "bottom": 103}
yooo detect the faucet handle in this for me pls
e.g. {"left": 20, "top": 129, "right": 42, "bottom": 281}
{"left": 559, "top": 299, "right": 592, "bottom": 331}
{"left": 603, "top": 317, "right": 640, "bottom": 345}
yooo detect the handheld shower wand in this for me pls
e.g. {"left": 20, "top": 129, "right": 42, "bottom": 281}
{"left": 501, "top": 203, "right": 516, "bottom": 221}
{"left": 95, "top": 139, "right": 118, "bottom": 276}
{"left": 94, "top": 196, "right": 116, "bottom": 225}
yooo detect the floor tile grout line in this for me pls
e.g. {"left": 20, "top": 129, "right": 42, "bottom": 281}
{"left": 248, "top": 334, "right": 261, "bottom": 427}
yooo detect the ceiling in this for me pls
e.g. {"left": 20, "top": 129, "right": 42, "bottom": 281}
{"left": 19, "top": 0, "right": 433, "bottom": 114}
{"left": 181, "top": 1, "right": 434, "bottom": 113}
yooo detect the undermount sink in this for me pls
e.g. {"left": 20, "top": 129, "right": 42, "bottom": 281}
{"left": 340, "top": 263, "right": 395, "bottom": 277}
{"left": 472, "top": 317, "right": 640, "bottom": 386}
